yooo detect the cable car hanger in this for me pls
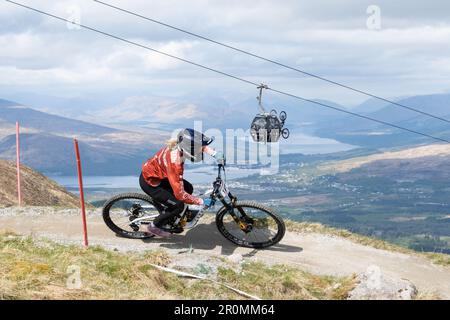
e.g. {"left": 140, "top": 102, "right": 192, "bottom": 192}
{"left": 257, "top": 83, "right": 269, "bottom": 114}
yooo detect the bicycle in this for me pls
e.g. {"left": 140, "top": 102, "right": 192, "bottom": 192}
{"left": 102, "top": 160, "right": 285, "bottom": 248}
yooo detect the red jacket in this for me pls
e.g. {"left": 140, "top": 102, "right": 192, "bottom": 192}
{"left": 142, "top": 146, "right": 213, "bottom": 205}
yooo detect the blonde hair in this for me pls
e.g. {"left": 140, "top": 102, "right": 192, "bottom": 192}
{"left": 165, "top": 138, "right": 178, "bottom": 150}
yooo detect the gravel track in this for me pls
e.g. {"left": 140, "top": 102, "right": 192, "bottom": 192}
{"left": 1, "top": 206, "right": 449, "bottom": 298}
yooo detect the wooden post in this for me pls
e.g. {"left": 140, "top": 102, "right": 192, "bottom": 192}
{"left": 73, "top": 139, "right": 88, "bottom": 247}
{"left": 16, "top": 122, "right": 22, "bottom": 207}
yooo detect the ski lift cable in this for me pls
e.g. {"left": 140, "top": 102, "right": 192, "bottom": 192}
{"left": 92, "top": 0, "right": 450, "bottom": 125}
{"left": 5, "top": 0, "right": 450, "bottom": 144}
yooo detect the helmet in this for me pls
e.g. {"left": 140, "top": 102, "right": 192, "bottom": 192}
{"left": 177, "top": 128, "right": 213, "bottom": 162}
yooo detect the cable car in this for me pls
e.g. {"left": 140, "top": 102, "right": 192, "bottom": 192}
{"left": 250, "top": 84, "right": 290, "bottom": 143}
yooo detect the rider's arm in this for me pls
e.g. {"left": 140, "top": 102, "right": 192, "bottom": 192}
{"left": 202, "top": 146, "right": 224, "bottom": 160}
{"left": 167, "top": 153, "right": 203, "bottom": 205}
{"left": 203, "top": 146, "right": 225, "bottom": 164}
{"left": 202, "top": 146, "right": 216, "bottom": 157}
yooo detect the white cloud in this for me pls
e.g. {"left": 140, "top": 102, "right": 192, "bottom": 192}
{"left": 1, "top": 0, "right": 450, "bottom": 106}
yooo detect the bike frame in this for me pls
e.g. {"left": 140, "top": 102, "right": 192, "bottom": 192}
{"left": 205, "top": 164, "right": 250, "bottom": 227}
{"left": 210, "top": 164, "right": 237, "bottom": 210}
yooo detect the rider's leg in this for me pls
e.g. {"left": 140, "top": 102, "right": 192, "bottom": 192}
{"left": 178, "top": 180, "right": 201, "bottom": 222}
{"left": 139, "top": 174, "right": 186, "bottom": 228}
{"left": 158, "top": 179, "right": 198, "bottom": 222}
{"left": 138, "top": 174, "right": 164, "bottom": 212}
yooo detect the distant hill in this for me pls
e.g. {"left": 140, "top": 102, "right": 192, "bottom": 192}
{"left": 0, "top": 99, "right": 18, "bottom": 107}
{"left": 0, "top": 159, "right": 80, "bottom": 207}
{"left": 319, "top": 143, "right": 450, "bottom": 180}
{"left": 31, "top": 92, "right": 348, "bottom": 132}
{"left": 89, "top": 92, "right": 450, "bottom": 149}
{"left": 314, "top": 93, "right": 450, "bottom": 147}
{"left": 0, "top": 98, "right": 161, "bottom": 175}
{"left": 4, "top": 90, "right": 450, "bottom": 174}
{"left": 0, "top": 133, "right": 153, "bottom": 175}
{"left": 350, "top": 96, "right": 411, "bottom": 114}
{"left": 0, "top": 101, "right": 118, "bottom": 136}
{"left": 6, "top": 91, "right": 450, "bottom": 150}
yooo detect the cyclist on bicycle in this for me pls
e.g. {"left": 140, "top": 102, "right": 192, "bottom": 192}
{"left": 140, "top": 128, "right": 222, "bottom": 237}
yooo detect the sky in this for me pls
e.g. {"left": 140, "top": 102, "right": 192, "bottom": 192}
{"left": 1, "top": 0, "right": 450, "bottom": 107}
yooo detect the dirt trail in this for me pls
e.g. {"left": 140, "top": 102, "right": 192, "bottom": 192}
{"left": 1, "top": 207, "right": 449, "bottom": 298}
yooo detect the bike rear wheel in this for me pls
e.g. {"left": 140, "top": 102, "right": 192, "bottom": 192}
{"left": 102, "top": 193, "right": 161, "bottom": 239}
{"left": 216, "top": 201, "right": 285, "bottom": 248}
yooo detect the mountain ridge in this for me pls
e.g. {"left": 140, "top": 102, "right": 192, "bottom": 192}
{"left": 314, "top": 93, "right": 450, "bottom": 147}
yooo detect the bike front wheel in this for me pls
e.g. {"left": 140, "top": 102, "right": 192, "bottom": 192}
{"left": 216, "top": 201, "right": 285, "bottom": 248}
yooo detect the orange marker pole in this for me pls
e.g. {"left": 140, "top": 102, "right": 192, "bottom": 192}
{"left": 16, "top": 122, "right": 22, "bottom": 207}
{"left": 73, "top": 139, "right": 88, "bottom": 247}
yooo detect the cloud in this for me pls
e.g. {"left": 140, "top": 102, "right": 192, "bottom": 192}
{"left": 1, "top": 0, "right": 450, "bottom": 106}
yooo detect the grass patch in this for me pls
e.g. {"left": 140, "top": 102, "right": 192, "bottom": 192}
{"left": 216, "top": 262, "right": 356, "bottom": 300}
{"left": 0, "top": 232, "right": 356, "bottom": 300}
{"left": 424, "top": 252, "right": 450, "bottom": 267}
{"left": 0, "top": 233, "right": 180, "bottom": 299}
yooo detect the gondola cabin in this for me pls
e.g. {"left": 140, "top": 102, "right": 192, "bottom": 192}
{"left": 250, "top": 84, "right": 289, "bottom": 143}
{"left": 250, "top": 109, "right": 289, "bottom": 143}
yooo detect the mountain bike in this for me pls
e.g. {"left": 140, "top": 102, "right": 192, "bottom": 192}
{"left": 102, "top": 160, "right": 285, "bottom": 248}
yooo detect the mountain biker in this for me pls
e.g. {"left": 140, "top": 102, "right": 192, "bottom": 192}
{"left": 139, "top": 128, "right": 223, "bottom": 237}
